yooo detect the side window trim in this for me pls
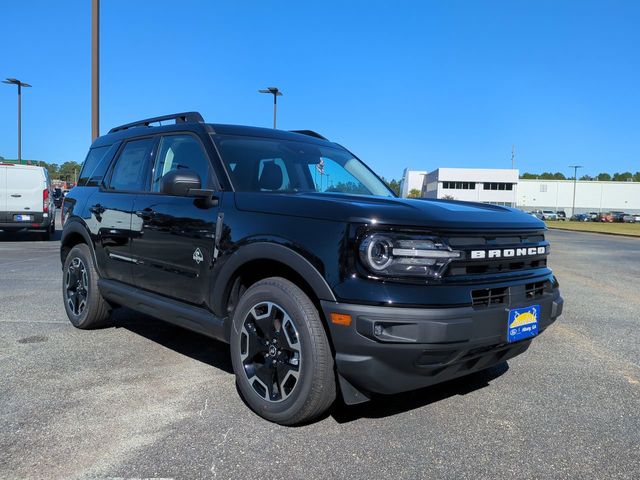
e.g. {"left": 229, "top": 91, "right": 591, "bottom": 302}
{"left": 142, "top": 136, "right": 161, "bottom": 192}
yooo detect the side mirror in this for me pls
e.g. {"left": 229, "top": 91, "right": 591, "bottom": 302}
{"left": 160, "top": 170, "right": 201, "bottom": 196}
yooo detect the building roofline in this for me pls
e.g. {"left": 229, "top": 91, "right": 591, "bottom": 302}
{"left": 519, "top": 178, "right": 640, "bottom": 185}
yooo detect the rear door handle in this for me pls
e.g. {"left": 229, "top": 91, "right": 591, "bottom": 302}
{"left": 89, "top": 204, "right": 105, "bottom": 215}
{"left": 136, "top": 208, "right": 155, "bottom": 220}
{"left": 11, "top": 194, "right": 21, "bottom": 198}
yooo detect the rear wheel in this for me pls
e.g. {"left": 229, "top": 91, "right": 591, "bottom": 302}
{"left": 230, "top": 277, "right": 336, "bottom": 425}
{"left": 62, "top": 244, "right": 111, "bottom": 329}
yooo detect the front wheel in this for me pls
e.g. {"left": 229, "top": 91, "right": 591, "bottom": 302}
{"left": 230, "top": 277, "right": 336, "bottom": 425}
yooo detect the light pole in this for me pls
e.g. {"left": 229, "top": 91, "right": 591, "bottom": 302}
{"left": 259, "top": 87, "right": 282, "bottom": 128}
{"left": 92, "top": 0, "right": 100, "bottom": 140}
{"left": 569, "top": 165, "right": 582, "bottom": 217}
{"left": 2, "top": 78, "right": 32, "bottom": 162}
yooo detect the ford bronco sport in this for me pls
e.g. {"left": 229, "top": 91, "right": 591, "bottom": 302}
{"left": 60, "top": 112, "right": 563, "bottom": 425}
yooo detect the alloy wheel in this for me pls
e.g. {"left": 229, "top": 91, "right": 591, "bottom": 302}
{"left": 240, "top": 302, "right": 301, "bottom": 402}
{"left": 65, "top": 257, "right": 88, "bottom": 316}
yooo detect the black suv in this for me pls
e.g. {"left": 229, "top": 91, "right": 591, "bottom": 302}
{"left": 60, "top": 112, "right": 563, "bottom": 425}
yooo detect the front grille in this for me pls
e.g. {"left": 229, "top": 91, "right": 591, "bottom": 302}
{"left": 444, "top": 231, "right": 549, "bottom": 278}
{"left": 472, "top": 287, "right": 508, "bottom": 307}
{"left": 452, "top": 258, "right": 547, "bottom": 276}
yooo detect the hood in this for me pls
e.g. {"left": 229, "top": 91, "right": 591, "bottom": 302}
{"left": 234, "top": 192, "right": 545, "bottom": 231}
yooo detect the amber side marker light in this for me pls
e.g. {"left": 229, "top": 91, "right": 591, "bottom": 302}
{"left": 330, "top": 313, "right": 352, "bottom": 326}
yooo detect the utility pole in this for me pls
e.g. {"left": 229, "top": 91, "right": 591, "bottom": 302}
{"left": 258, "top": 87, "right": 282, "bottom": 128}
{"left": 569, "top": 165, "right": 582, "bottom": 216}
{"left": 2, "top": 78, "right": 32, "bottom": 162}
{"left": 92, "top": 0, "right": 100, "bottom": 140}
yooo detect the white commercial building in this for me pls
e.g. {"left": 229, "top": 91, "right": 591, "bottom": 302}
{"left": 420, "top": 168, "right": 519, "bottom": 207}
{"left": 400, "top": 168, "right": 640, "bottom": 215}
{"left": 518, "top": 179, "right": 640, "bottom": 215}
{"left": 399, "top": 169, "right": 427, "bottom": 197}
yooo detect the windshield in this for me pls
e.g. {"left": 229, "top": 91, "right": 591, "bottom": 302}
{"left": 213, "top": 135, "right": 394, "bottom": 197}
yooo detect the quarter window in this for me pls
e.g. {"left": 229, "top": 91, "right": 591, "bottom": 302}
{"left": 78, "top": 146, "right": 111, "bottom": 186}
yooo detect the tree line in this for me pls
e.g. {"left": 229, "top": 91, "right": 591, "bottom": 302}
{"left": 383, "top": 178, "right": 422, "bottom": 197}
{"left": 0, "top": 155, "right": 82, "bottom": 182}
{"left": 520, "top": 171, "right": 640, "bottom": 182}
{"left": 41, "top": 161, "right": 83, "bottom": 182}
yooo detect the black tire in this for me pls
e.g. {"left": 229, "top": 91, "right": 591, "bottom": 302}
{"left": 62, "top": 243, "right": 111, "bottom": 329}
{"left": 230, "top": 277, "right": 336, "bottom": 425}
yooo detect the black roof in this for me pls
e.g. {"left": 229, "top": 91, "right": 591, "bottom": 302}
{"left": 92, "top": 112, "right": 332, "bottom": 148}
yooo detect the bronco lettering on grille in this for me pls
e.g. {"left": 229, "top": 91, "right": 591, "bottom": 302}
{"left": 470, "top": 246, "right": 546, "bottom": 260}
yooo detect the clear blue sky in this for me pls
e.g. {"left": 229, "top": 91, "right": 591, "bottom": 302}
{"left": 1, "top": 0, "right": 639, "bottom": 180}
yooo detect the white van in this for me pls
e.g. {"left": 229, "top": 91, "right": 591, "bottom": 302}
{"left": 0, "top": 163, "right": 56, "bottom": 240}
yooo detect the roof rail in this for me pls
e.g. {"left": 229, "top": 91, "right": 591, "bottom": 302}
{"left": 289, "top": 130, "right": 328, "bottom": 141}
{"left": 108, "top": 112, "right": 204, "bottom": 134}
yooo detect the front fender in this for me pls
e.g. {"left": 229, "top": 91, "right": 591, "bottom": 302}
{"left": 211, "top": 241, "right": 337, "bottom": 317}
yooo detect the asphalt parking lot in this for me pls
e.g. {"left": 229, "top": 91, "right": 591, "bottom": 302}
{"left": 1, "top": 218, "right": 639, "bottom": 479}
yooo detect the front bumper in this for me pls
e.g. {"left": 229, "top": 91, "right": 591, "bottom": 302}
{"left": 321, "top": 287, "right": 563, "bottom": 403}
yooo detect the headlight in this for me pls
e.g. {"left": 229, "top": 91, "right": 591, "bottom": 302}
{"left": 359, "top": 233, "right": 462, "bottom": 279}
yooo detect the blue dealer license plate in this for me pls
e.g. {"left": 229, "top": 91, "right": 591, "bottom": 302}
{"left": 507, "top": 305, "right": 540, "bottom": 343}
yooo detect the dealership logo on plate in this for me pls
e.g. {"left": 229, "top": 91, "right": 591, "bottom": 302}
{"left": 507, "top": 305, "right": 540, "bottom": 343}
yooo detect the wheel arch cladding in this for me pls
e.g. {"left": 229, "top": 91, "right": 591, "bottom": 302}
{"left": 213, "top": 242, "right": 337, "bottom": 319}
{"left": 60, "top": 221, "right": 97, "bottom": 269}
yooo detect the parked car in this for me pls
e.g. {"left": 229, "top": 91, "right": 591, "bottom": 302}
{"left": 0, "top": 163, "right": 56, "bottom": 240}
{"left": 600, "top": 211, "right": 626, "bottom": 222}
{"left": 588, "top": 212, "right": 599, "bottom": 221}
{"left": 611, "top": 211, "right": 627, "bottom": 222}
{"left": 570, "top": 213, "right": 590, "bottom": 222}
{"left": 60, "top": 111, "right": 563, "bottom": 425}
{"left": 556, "top": 211, "right": 567, "bottom": 221}
{"left": 53, "top": 188, "right": 64, "bottom": 208}
{"left": 622, "top": 214, "right": 640, "bottom": 223}
{"left": 530, "top": 210, "right": 544, "bottom": 220}
{"left": 542, "top": 210, "right": 558, "bottom": 221}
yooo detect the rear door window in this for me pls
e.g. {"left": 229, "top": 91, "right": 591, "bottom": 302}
{"left": 107, "top": 139, "right": 154, "bottom": 191}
